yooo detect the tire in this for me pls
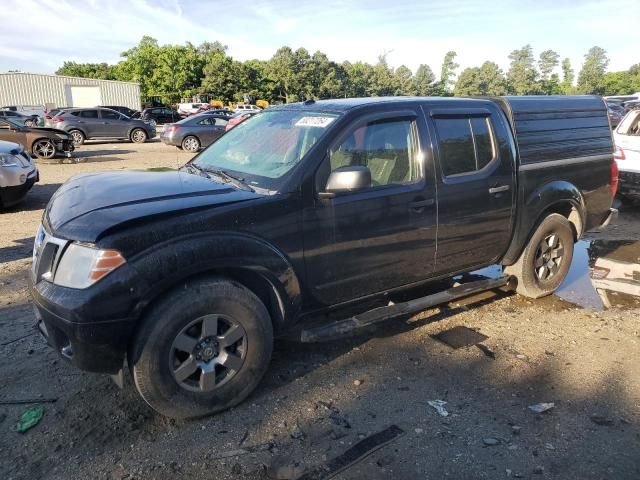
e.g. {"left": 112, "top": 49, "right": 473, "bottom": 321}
{"left": 24, "top": 119, "right": 35, "bottom": 127}
{"left": 130, "top": 277, "right": 273, "bottom": 419}
{"left": 504, "top": 213, "right": 574, "bottom": 299}
{"left": 182, "top": 135, "right": 200, "bottom": 152}
{"left": 130, "top": 128, "right": 148, "bottom": 143}
{"left": 32, "top": 139, "right": 56, "bottom": 159}
{"left": 69, "top": 129, "right": 85, "bottom": 146}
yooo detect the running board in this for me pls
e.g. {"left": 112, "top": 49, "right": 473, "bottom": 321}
{"left": 300, "top": 276, "right": 513, "bottom": 343}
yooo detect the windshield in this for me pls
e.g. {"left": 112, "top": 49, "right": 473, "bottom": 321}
{"left": 191, "top": 110, "right": 338, "bottom": 188}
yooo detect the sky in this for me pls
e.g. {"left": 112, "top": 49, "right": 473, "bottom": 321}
{"left": 1, "top": 0, "right": 638, "bottom": 78}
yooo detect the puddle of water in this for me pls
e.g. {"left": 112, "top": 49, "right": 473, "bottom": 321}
{"left": 473, "top": 239, "right": 640, "bottom": 310}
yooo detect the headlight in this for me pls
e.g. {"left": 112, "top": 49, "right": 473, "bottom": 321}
{"left": 53, "top": 243, "right": 126, "bottom": 289}
{"left": 0, "top": 153, "right": 21, "bottom": 167}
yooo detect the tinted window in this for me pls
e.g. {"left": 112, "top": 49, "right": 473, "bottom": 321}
{"left": 470, "top": 117, "right": 495, "bottom": 169}
{"left": 330, "top": 118, "right": 418, "bottom": 186}
{"left": 101, "top": 110, "right": 120, "bottom": 120}
{"left": 198, "top": 117, "right": 215, "bottom": 126}
{"left": 5, "top": 111, "right": 18, "bottom": 117}
{"left": 435, "top": 116, "right": 496, "bottom": 176}
{"left": 434, "top": 118, "right": 476, "bottom": 176}
{"left": 76, "top": 110, "right": 98, "bottom": 118}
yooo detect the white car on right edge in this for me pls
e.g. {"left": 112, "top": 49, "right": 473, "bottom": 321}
{"left": 613, "top": 108, "right": 640, "bottom": 200}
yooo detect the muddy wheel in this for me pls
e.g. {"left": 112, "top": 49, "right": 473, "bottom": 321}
{"left": 504, "top": 213, "right": 574, "bottom": 299}
{"left": 32, "top": 139, "right": 56, "bottom": 159}
{"left": 182, "top": 135, "right": 200, "bottom": 152}
{"left": 69, "top": 129, "right": 85, "bottom": 146}
{"left": 130, "top": 128, "right": 148, "bottom": 143}
{"left": 130, "top": 277, "right": 273, "bottom": 419}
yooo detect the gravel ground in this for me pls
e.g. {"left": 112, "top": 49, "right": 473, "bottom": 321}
{"left": 1, "top": 141, "right": 639, "bottom": 480}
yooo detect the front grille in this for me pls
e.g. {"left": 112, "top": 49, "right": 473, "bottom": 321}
{"left": 32, "top": 225, "right": 67, "bottom": 282}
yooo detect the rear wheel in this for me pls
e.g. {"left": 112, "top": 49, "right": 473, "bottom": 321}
{"left": 130, "top": 277, "right": 273, "bottom": 419}
{"left": 130, "top": 128, "right": 148, "bottom": 143}
{"left": 24, "top": 119, "right": 35, "bottom": 127}
{"left": 504, "top": 214, "right": 574, "bottom": 298}
{"left": 182, "top": 135, "right": 200, "bottom": 152}
{"left": 69, "top": 129, "right": 85, "bottom": 146}
{"left": 32, "top": 139, "right": 56, "bottom": 159}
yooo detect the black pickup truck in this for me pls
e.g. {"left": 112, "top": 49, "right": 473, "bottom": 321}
{"left": 30, "top": 95, "right": 617, "bottom": 418}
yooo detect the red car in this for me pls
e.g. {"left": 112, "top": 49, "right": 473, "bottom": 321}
{"left": 225, "top": 111, "right": 257, "bottom": 131}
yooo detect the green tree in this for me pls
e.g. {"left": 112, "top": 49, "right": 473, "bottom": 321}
{"left": 55, "top": 62, "right": 117, "bottom": 79}
{"left": 560, "top": 57, "right": 575, "bottom": 94}
{"left": 342, "top": 61, "right": 375, "bottom": 98}
{"left": 577, "top": 46, "right": 609, "bottom": 94}
{"left": 538, "top": 49, "right": 560, "bottom": 95}
{"left": 200, "top": 47, "right": 239, "bottom": 102}
{"left": 411, "top": 64, "right": 436, "bottom": 95}
{"left": 393, "top": 65, "right": 413, "bottom": 95}
{"left": 265, "top": 46, "right": 298, "bottom": 103}
{"left": 438, "top": 51, "right": 459, "bottom": 95}
{"left": 507, "top": 45, "right": 539, "bottom": 95}
{"left": 454, "top": 61, "right": 507, "bottom": 96}
{"left": 370, "top": 54, "right": 397, "bottom": 96}
{"left": 600, "top": 71, "right": 634, "bottom": 95}
{"left": 150, "top": 43, "right": 202, "bottom": 102}
{"left": 115, "top": 36, "right": 161, "bottom": 97}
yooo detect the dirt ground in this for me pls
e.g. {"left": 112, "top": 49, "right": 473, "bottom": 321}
{"left": 1, "top": 141, "right": 639, "bottom": 480}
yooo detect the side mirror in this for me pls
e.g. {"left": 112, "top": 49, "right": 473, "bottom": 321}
{"left": 319, "top": 165, "right": 371, "bottom": 198}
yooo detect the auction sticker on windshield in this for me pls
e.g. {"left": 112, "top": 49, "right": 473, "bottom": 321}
{"left": 295, "top": 116, "right": 335, "bottom": 128}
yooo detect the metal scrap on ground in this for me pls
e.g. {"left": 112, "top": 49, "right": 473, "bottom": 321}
{"left": 432, "top": 326, "right": 488, "bottom": 349}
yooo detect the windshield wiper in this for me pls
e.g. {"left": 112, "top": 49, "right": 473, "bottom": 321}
{"left": 183, "top": 163, "right": 211, "bottom": 179}
{"left": 205, "top": 168, "right": 254, "bottom": 192}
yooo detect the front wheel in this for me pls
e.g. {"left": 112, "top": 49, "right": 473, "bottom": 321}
{"left": 504, "top": 213, "right": 574, "bottom": 299}
{"left": 130, "top": 128, "right": 148, "bottom": 143}
{"left": 130, "top": 278, "right": 273, "bottom": 419}
{"left": 32, "top": 139, "right": 56, "bottom": 159}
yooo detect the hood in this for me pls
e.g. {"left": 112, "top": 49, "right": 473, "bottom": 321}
{"left": 45, "top": 170, "right": 260, "bottom": 241}
{"left": 24, "top": 126, "right": 71, "bottom": 137}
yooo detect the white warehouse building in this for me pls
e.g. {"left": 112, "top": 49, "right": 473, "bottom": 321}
{"left": 0, "top": 72, "right": 141, "bottom": 111}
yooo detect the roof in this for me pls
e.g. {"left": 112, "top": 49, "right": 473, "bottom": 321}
{"left": 270, "top": 96, "right": 489, "bottom": 113}
{"left": 0, "top": 72, "right": 140, "bottom": 86}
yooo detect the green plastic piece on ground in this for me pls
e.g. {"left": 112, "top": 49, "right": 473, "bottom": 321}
{"left": 15, "top": 406, "right": 44, "bottom": 433}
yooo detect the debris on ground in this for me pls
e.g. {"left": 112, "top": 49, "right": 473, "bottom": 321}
{"left": 329, "top": 411, "right": 351, "bottom": 429}
{"left": 476, "top": 343, "right": 496, "bottom": 359}
{"left": 590, "top": 414, "right": 614, "bottom": 426}
{"left": 267, "top": 456, "right": 306, "bottom": 480}
{"left": 297, "top": 425, "right": 405, "bottom": 480}
{"left": 432, "top": 326, "right": 488, "bottom": 349}
{"left": 528, "top": 402, "right": 555, "bottom": 414}
{"left": 353, "top": 379, "right": 363, "bottom": 386}
{"left": 0, "top": 397, "right": 57, "bottom": 405}
{"left": 483, "top": 437, "right": 501, "bottom": 446}
{"left": 290, "top": 423, "right": 306, "bottom": 440}
{"left": 15, "top": 405, "right": 43, "bottom": 433}
{"left": 427, "top": 400, "right": 449, "bottom": 417}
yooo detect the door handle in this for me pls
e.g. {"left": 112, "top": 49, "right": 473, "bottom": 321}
{"left": 489, "top": 185, "right": 510, "bottom": 194}
{"left": 408, "top": 199, "right": 434, "bottom": 212}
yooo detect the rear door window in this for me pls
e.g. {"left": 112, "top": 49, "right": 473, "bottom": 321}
{"left": 434, "top": 116, "right": 496, "bottom": 176}
{"left": 100, "top": 110, "right": 120, "bottom": 120}
{"left": 77, "top": 110, "right": 98, "bottom": 118}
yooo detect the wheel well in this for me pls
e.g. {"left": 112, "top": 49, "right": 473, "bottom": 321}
{"left": 136, "top": 268, "right": 285, "bottom": 334}
{"left": 539, "top": 202, "right": 583, "bottom": 240}
{"left": 31, "top": 137, "right": 52, "bottom": 150}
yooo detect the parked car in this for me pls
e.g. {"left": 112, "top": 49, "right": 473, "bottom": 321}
{"left": 197, "top": 108, "right": 233, "bottom": 117}
{"left": 0, "top": 118, "right": 74, "bottom": 159}
{"left": 52, "top": 108, "right": 156, "bottom": 145}
{"left": 140, "top": 107, "right": 180, "bottom": 125}
{"left": 234, "top": 104, "right": 262, "bottom": 112}
{"left": 623, "top": 100, "right": 640, "bottom": 114}
{"left": 178, "top": 103, "right": 207, "bottom": 117}
{"left": 613, "top": 109, "right": 640, "bottom": 200}
{"left": 225, "top": 111, "right": 257, "bottom": 131}
{"left": 0, "top": 139, "right": 39, "bottom": 208}
{"left": 0, "top": 109, "right": 40, "bottom": 127}
{"left": 1, "top": 105, "right": 46, "bottom": 117}
{"left": 607, "top": 102, "right": 625, "bottom": 128}
{"left": 161, "top": 114, "right": 229, "bottom": 152}
{"left": 100, "top": 105, "right": 140, "bottom": 118}
{"left": 43, "top": 108, "right": 65, "bottom": 128}
{"left": 30, "top": 95, "right": 616, "bottom": 419}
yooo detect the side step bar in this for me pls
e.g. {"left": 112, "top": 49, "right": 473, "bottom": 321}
{"left": 300, "top": 275, "right": 513, "bottom": 343}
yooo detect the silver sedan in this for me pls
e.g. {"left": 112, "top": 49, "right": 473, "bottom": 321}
{"left": 160, "top": 114, "right": 229, "bottom": 152}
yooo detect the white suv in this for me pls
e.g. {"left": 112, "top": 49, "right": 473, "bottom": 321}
{"left": 613, "top": 109, "right": 640, "bottom": 200}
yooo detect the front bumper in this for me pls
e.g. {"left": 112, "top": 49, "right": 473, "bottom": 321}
{"left": 0, "top": 168, "right": 38, "bottom": 206}
{"left": 29, "top": 264, "right": 140, "bottom": 374}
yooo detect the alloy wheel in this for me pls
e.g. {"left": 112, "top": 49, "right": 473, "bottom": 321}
{"left": 33, "top": 140, "right": 56, "bottom": 159}
{"left": 132, "top": 129, "right": 147, "bottom": 143}
{"left": 183, "top": 137, "right": 200, "bottom": 152}
{"left": 534, "top": 233, "right": 564, "bottom": 281}
{"left": 169, "top": 314, "right": 247, "bottom": 392}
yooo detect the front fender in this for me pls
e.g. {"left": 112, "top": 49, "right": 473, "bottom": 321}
{"left": 502, "top": 180, "right": 586, "bottom": 265}
{"left": 128, "top": 232, "right": 302, "bottom": 329}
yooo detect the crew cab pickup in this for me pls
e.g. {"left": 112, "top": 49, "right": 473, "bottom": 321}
{"left": 30, "top": 96, "right": 617, "bottom": 418}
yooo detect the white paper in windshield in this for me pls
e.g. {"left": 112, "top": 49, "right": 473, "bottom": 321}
{"left": 295, "top": 116, "right": 335, "bottom": 128}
